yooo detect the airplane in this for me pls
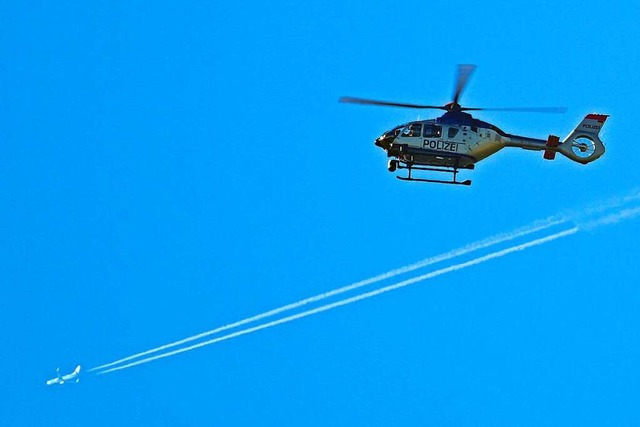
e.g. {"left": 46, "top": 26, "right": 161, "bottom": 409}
{"left": 46, "top": 365, "right": 81, "bottom": 385}
{"left": 340, "top": 64, "right": 608, "bottom": 186}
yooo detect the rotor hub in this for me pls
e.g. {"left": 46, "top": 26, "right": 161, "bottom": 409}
{"left": 444, "top": 102, "right": 462, "bottom": 112}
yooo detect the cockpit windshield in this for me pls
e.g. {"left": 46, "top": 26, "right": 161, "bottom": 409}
{"left": 383, "top": 124, "right": 405, "bottom": 138}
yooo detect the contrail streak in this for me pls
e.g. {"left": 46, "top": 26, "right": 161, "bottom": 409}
{"left": 88, "top": 216, "right": 565, "bottom": 372}
{"left": 89, "top": 189, "right": 640, "bottom": 375}
{"left": 97, "top": 227, "right": 578, "bottom": 375}
{"left": 580, "top": 205, "right": 640, "bottom": 229}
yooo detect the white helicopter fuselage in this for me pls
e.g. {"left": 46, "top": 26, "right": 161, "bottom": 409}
{"left": 376, "top": 111, "right": 607, "bottom": 171}
{"left": 391, "top": 120, "right": 504, "bottom": 164}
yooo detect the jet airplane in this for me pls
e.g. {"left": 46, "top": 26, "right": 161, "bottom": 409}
{"left": 46, "top": 365, "right": 81, "bottom": 385}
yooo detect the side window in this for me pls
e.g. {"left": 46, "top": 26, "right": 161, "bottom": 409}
{"left": 423, "top": 124, "right": 442, "bottom": 138}
{"left": 402, "top": 123, "right": 422, "bottom": 137}
{"left": 448, "top": 127, "right": 459, "bottom": 138}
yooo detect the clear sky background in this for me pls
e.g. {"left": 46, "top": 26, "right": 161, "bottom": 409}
{"left": 2, "top": 0, "right": 640, "bottom": 425}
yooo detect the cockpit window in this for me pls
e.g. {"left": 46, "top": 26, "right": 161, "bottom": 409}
{"left": 384, "top": 125, "right": 404, "bottom": 138}
{"left": 402, "top": 123, "right": 422, "bottom": 137}
{"left": 423, "top": 124, "right": 442, "bottom": 138}
{"left": 448, "top": 127, "right": 459, "bottom": 138}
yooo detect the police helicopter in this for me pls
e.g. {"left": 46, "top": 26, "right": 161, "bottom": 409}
{"left": 340, "top": 65, "right": 608, "bottom": 186}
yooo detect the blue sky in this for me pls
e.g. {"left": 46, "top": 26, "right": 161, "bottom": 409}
{"left": 2, "top": 0, "right": 640, "bottom": 425}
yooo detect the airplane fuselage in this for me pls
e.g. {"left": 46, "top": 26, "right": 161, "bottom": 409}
{"left": 46, "top": 365, "right": 81, "bottom": 385}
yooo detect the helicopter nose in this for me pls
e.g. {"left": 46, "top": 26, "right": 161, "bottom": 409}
{"left": 375, "top": 135, "right": 391, "bottom": 150}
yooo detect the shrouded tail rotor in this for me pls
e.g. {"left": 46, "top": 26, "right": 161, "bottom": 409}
{"left": 557, "top": 114, "right": 609, "bottom": 164}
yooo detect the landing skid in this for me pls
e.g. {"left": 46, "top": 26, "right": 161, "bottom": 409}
{"left": 396, "top": 176, "right": 471, "bottom": 185}
{"left": 394, "top": 162, "right": 472, "bottom": 186}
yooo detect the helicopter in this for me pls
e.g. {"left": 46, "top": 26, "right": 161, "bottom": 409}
{"left": 340, "top": 65, "right": 608, "bottom": 186}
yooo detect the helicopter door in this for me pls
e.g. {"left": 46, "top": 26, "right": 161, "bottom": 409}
{"left": 401, "top": 123, "right": 422, "bottom": 138}
{"left": 423, "top": 124, "right": 442, "bottom": 138}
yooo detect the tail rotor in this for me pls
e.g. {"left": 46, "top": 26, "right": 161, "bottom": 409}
{"left": 557, "top": 114, "right": 609, "bottom": 164}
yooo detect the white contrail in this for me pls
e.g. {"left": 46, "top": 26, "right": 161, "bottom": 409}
{"left": 89, "top": 189, "right": 640, "bottom": 374}
{"left": 583, "top": 188, "right": 640, "bottom": 216}
{"left": 97, "top": 227, "right": 578, "bottom": 375}
{"left": 87, "top": 216, "right": 565, "bottom": 373}
{"left": 580, "top": 205, "right": 640, "bottom": 229}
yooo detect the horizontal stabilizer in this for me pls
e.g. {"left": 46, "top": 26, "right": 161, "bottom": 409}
{"left": 543, "top": 135, "right": 560, "bottom": 160}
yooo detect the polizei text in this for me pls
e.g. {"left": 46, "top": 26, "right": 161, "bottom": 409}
{"left": 422, "top": 139, "right": 459, "bottom": 152}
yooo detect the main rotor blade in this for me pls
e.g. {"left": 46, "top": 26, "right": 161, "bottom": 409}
{"left": 461, "top": 106, "right": 567, "bottom": 113}
{"left": 339, "top": 96, "right": 445, "bottom": 110}
{"left": 452, "top": 64, "right": 477, "bottom": 105}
